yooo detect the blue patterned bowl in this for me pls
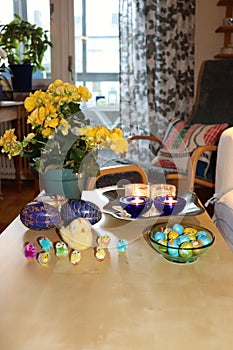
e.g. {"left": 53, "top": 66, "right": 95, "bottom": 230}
{"left": 20, "top": 202, "right": 61, "bottom": 230}
{"left": 60, "top": 199, "right": 102, "bottom": 225}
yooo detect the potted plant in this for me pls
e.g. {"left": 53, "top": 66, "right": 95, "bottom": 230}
{"left": 0, "top": 79, "right": 129, "bottom": 199}
{"left": 0, "top": 14, "right": 53, "bottom": 92}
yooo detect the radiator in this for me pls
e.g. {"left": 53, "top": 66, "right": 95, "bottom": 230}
{"left": 0, "top": 121, "right": 16, "bottom": 179}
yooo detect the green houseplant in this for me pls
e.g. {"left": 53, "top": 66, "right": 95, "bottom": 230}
{"left": 0, "top": 14, "right": 53, "bottom": 92}
{"left": 0, "top": 79, "right": 129, "bottom": 198}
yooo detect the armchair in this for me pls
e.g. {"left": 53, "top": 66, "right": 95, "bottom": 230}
{"left": 125, "top": 59, "right": 233, "bottom": 194}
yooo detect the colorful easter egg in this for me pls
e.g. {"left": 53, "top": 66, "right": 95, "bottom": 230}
{"left": 60, "top": 199, "right": 102, "bottom": 225}
{"left": 20, "top": 202, "right": 60, "bottom": 230}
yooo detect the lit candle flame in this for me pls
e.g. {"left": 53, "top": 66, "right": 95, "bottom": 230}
{"left": 130, "top": 197, "right": 144, "bottom": 205}
{"left": 164, "top": 196, "right": 177, "bottom": 205}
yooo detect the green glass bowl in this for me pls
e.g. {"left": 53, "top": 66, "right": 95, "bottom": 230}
{"left": 147, "top": 222, "right": 215, "bottom": 264}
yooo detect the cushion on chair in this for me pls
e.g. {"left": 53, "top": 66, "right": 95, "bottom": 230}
{"left": 151, "top": 118, "right": 228, "bottom": 179}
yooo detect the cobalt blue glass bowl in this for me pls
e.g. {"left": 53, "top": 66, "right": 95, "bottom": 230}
{"left": 154, "top": 196, "right": 186, "bottom": 215}
{"left": 119, "top": 196, "right": 153, "bottom": 218}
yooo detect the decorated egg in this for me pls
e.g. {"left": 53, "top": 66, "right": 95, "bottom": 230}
{"left": 153, "top": 231, "right": 165, "bottom": 241}
{"left": 172, "top": 224, "right": 183, "bottom": 235}
{"left": 167, "top": 239, "right": 179, "bottom": 257}
{"left": 179, "top": 242, "right": 193, "bottom": 258}
{"left": 60, "top": 199, "right": 102, "bottom": 225}
{"left": 167, "top": 231, "right": 179, "bottom": 240}
{"left": 20, "top": 202, "right": 61, "bottom": 230}
{"left": 176, "top": 234, "right": 190, "bottom": 246}
{"left": 196, "top": 231, "right": 208, "bottom": 240}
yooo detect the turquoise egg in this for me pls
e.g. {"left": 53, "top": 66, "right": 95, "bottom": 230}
{"left": 168, "top": 240, "right": 179, "bottom": 257}
{"left": 196, "top": 231, "right": 208, "bottom": 240}
{"left": 176, "top": 234, "right": 190, "bottom": 245}
{"left": 172, "top": 224, "right": 183, "bottom": 235}
{"left": 198, "top": 236, "right": 211, "bottom": 246}
{"left": 153, "top": 231, "right": 165, "bottom": 241}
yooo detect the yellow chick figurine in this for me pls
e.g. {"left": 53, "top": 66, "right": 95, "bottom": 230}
{"left": 95, "top": 247, "right": 106, "bottom": 262}
{"left": 70, "top": 250, "right": 81, "bottom": 266}
{"left": 37, "top": 252, "right": 51, "bottom": 267}
{"left": 97, "top": 235, "right": 111, "bottom": 249}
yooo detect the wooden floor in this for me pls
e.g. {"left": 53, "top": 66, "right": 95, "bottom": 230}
{"left": 0, "top": 179, "right": 35, "bottom": 233}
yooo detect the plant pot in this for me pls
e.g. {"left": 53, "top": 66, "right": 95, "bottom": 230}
{"left": 9, "top": 64, "right": 33, "bottom": 92}
{"left": 40, "top": 168, "right": 82, "bottom": 199}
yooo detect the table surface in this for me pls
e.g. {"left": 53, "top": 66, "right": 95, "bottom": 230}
{"left": 0, "top": 189, "right": 233, "bottom": 350}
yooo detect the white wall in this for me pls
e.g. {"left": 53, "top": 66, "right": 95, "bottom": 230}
{"left": 195, "top": 0, "right": 225, "bottom": 87}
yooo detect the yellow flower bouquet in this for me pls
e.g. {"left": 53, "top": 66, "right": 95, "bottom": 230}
{"left": 0, "top": 79, "right": 128, "bottom": 178}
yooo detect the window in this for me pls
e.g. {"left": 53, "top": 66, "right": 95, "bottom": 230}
{"left": 0, "top": 0, "right": 51, "bottom": 82}
{"left": 74, "top": 0, "right": 119, "bottom": 105}
{"left": 0, "top": 0, "right": 119, "bottom": 101}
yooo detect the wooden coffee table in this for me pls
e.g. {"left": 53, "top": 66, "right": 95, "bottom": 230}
{"left": 0, "top": 189, "right": 232, "bottom": 349}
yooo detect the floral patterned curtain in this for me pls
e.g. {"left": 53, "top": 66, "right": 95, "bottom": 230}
{"left": 119, "top": 0, "right": 195, "bottom": 138}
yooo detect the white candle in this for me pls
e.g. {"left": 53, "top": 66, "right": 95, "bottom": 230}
{"left": 164, "top": 196, "right": 177, "bottom": 205}
{"left": 130, "top": 197, "right": 144, "bottom": 205}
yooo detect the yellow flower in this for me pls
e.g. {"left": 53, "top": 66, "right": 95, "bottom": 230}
{"left": 78, "top": 86, "right": 92, "bottom": 101}
{"left": 24, "top": 96, "right": 37, "bottom": 112}
{"left": 0, "top": 128, "right": 16, "bottom": 145}
{"left": 0, "top": 79, "right": 129, "bottom": 176}
{"left": 24, "top": 133, "right": 35, "bottom": 142}
{"left": 111, "top": 128, "right": 123, "bottom": 138}
{"left": 109, "top": 138, "right": 129, "bottom": 154}
{"left": 0, "top": 129, "right": 23, "bottom": 158}
{"left": 42, "top": 128, "right": 53, "bottom": 137}
{"left": 59, "top": 118, "right": 71, "bottom": 135}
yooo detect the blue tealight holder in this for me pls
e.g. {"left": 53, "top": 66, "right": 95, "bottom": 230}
{"left": 119, "top": 196, "right": 153, "bottom": 218}
{"left": 154, "top": 195, "right": 186, "bottom": 216}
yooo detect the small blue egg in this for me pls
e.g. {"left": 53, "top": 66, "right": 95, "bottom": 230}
{"left": 199, "top": 236, "right": 211, "bottom": 246}
{"left": 172, "top": 224, "right": 183, "bottom": 235}
{"left": 153, "top": 231, "right": 165, "bottom": 241}
{"left": 176, "top": 234, "right": 190, "bottom": 245}
{"left": 168, "top": 240, "right": 179, "bottom": 257}
{"left": 196, "top": 231, "right": 208, "bottom": 240}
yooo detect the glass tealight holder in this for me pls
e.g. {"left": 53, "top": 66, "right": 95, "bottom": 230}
{"left": 150, "top": 184, "right": 176, "bottom": 199}
{"left": 154, "top": 195, "right": 186, "bottom": 216}
{"left": 119, "top": 196, "right": 153, "bottom": 218}
{"left": 124, "top": 183, "right": 150, "bottom": 197}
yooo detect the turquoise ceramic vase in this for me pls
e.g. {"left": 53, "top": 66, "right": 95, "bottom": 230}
{"left": 40, "top": 168, "right": 82, "bottom": 199}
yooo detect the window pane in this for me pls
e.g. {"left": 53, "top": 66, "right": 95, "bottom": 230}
{"left": 86, "top": 0, "right": 119, "bottom": 37}
{"left": 74, "top": 0, "right": 119, "bottom": 105}
{"left": 0, "top": 0, "right": 51, "bottom": 79}
{"left": 86, "top": 38, "right": 119, "bottom": 72}
{"left": 0, "top": 1, "right": 13, "bottom": 24}
{"left": 26, "top": 0, "right": 51, "bottom": 78}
